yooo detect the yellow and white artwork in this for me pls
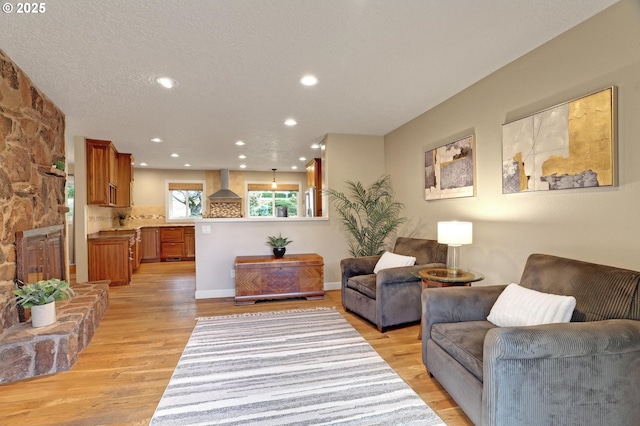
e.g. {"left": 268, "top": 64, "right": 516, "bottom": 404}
{"left": 502, "top": 87, "right": 616, "bottom": 193}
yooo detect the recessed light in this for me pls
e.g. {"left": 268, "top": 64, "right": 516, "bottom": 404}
{"left": 171, "top": 153, "right": 179, "bottom": 158}
{"left": 291, "top": 166, "right": 298, "bottom": 170}
{"left": 284, "top": 119, "right": 297, "bottom": 126}
{"left": 311, "top": 144, "right": 320, "bottom": 149}
{"left": 156, "top": 77, "right": 177, "bottom": 89}
{"left": 299, "top": 157, "right": 307, "bottom": 161}
{"left": 238, "top": 154, "right": 246, "bottom": 159}
{"left": 235, "top": 140, "right": 245, "bottom": 146}
{"left": 184, "top": 163, "right": 191, "bottom": 167}
{"left": 150, "top": 137, "right": 163, "bottom": 143}
{"left": 300, "top": 75, "right": 318, "bottom": 86}
{"left": 239, "top": 164, "right": 247, "bottom": 169}
{"left": 139, "top": 162, "right": 148, "bottom": 167}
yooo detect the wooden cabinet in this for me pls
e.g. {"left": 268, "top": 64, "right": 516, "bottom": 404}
{"left": 184, "top": 227, "right": 195, "bottom": 259}
{"left": 116, "top": 153, "right": 134, "bottom": 207}
{"left": 305, "top": 158, "right": 322, "bottom": 217}
{"left": 234, "top": 253, "right": 324, "bottom": 305}
{"left": 141, "top": 227, "right": 160, "bottom": 262}
{"left": 86, "top": 138, "right": 133, "bottom": 207}
{"left": 88, "top": 236, "right": 133, "bottom": 286}
{"left": 160, "top": 227, "right": 185, "bottom": 260}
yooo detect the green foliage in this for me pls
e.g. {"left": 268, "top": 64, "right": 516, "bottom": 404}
{"left": 53, "top": 160, "right": 65, "bottom": 171}
{"left": 324, "top": 175, "right": 407, "bottom": 257}
{"left": 266, "top": 233, "right": 293, "bottom": 248}
{"left": 10, "top": 278, "right": 75, "bottom": 308}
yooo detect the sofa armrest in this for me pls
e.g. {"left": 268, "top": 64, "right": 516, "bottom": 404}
{"left": 483, "top": 319, "right": 640, "bottom": 426}
{"left": 422, "top": 285, "right": 506, "bottom": 340}
{"left": 376, "top": 262, "right": 445, "bottom": 285}
{"left": 340, "top": 256, "right": 380, "bottom": 285}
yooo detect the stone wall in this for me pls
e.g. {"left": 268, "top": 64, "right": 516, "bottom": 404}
{"left": 0, "top": 49, "right": 66, "bottom": 333}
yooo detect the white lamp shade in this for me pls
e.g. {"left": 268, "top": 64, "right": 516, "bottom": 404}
{"left": 438, "top": 221, "right": 473, "bottom": 245}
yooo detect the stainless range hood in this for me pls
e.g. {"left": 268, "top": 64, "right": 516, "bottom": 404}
{"left": 208, "top": 169, "right": 241, "bottom": 200}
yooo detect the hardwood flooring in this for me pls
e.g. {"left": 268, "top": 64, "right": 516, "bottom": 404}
{"left": 0, "top": 261, "right": 472, "bottom": 425}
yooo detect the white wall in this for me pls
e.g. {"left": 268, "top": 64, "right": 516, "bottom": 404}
{"left": 384, "top": 0, "right": 640, "bottom": 285}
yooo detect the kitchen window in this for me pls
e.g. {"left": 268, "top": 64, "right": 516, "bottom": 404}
{"left": 166, "top": 180, "right": 205, "bottom": 221}
{"left": 247, "top": 183, "right": 299, "bottom": 217}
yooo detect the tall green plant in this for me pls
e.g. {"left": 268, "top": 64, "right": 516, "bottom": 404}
{"left": 325, "top": 175, "right": 407, "bottom": 257}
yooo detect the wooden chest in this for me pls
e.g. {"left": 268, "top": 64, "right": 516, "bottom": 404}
{"left": 234, "top": 253, "right": 324, "bottom": 305}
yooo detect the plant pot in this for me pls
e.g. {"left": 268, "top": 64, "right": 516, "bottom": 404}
{"left": 273, "top": 247, "right": 286, "bottom": 259}
{"left": 31, "top": 301, "right": 57, "bottom": 328}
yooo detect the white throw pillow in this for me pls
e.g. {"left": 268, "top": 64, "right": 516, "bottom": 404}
{"left": 487, "top": 283, "right": 576, "bottom": 327}
{"left": 373, "top": 251, "right": 417, "bottom": 274}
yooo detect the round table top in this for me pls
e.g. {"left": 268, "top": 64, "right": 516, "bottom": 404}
{"left": 417, "top": 268, "right": 484, "bottom": 283}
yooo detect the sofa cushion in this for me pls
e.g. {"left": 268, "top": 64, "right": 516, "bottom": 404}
{"left": 487, "top": 283, "right": 576, "bottom": 327}
{"left": 346, "top": 274, "right": 377, "bottom": 299}
{"left": 431, "top": 321, "right": 496, "bottom": 381}
{"left": 373, "top": 251, "right": 416, "bottom": 273}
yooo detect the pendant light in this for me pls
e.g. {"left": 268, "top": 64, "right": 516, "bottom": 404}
{"left": 271, "top": 169, "right": 278, "bottom": 189}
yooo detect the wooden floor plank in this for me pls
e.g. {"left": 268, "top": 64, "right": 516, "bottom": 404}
{"left": 0, "top": 261, "right": 472, "bottom": 425}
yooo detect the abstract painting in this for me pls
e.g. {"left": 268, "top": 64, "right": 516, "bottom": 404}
{"left": 425, "top": 135, "right": 475, "bottom": 200}
{"left": 502, "top": 87, "right": 617, "bottom": 194}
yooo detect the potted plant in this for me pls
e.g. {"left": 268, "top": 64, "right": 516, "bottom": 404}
{"left": 9, "top": 278, "right": 75, "bottom": 327}
{"left": 266, "top": 233, "right": 293, "bottom": 258}
{"left": 324, "top": 175, "right": 407, "bottom": 257}
{"left": 115, "top": 211, "right": 128, "bottom": 226}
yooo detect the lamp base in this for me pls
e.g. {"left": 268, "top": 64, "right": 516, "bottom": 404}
{"left": 446, "top": 244, "right": 463, "bottom": 276}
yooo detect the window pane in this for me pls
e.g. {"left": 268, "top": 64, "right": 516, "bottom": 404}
{"left": 248, "top": 189, "right": 298, "bottom": 217}
{"left": 169, "top": 190, "right": 202, "bottom": 219}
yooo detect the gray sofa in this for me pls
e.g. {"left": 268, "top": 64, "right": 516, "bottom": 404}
{"left": 341, "top": 237, "right": 447, "bottom": 331}
{"left": 422, "top": 253, "right": 640, "bottom": 426}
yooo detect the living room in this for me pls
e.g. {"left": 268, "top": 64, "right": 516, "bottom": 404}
{"left": 1, "top": 1, "right": 639, "bottom": 425}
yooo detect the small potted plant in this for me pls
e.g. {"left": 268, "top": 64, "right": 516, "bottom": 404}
{"left": 9, "top": 278, "right": 75, "bottom": 327}
{"left": 266, "top": 233, "right": 293, "bottom": 258}
{"left": 115, "top": 211, "right": 128, "bottom": 226}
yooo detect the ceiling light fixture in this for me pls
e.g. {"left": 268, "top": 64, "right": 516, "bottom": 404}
{"left": 291, "top": 166, "right": 298, "bottom": 170}
{"left": 271, "top": 168, "right": 278, "bottom": 189}
{"left": 150, "top": 137, "right": 163, "bottom": 143}
{"left": 300, "top": 75, "right": 318, "bottom": 86}
{"left": 284, "top": 118, "right": 297, "bottom": 126}
{"left": 184, "top": 163, "right": 191, "bottom": 167}
{"left": 240, "top": 164, "right": 247, "bottom": 169}
{"left": 299, "top": 157, "right": 307, "bottom": 161}
{"left": 311, "top": 144, "right": 320, "bottom": 149}
{"left": 235, "top": 140, "right": 245, "bottom": 146}
{"left": 171, "top": 153, "right": 179, "bottom": 158}
{"left": 238, "top": 154, "right": 246, "bottom": 159}
{"left": 156, "top": 77, "right": 177, "bottom": 89}
{"left": 139, "top": 162, "right": 148, "bottom": 167}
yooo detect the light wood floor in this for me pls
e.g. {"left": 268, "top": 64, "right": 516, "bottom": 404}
{"left": 0, "top": 261, "right": 472, "bottom": 425}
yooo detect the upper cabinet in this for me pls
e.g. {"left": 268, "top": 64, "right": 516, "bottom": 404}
{"left": 86, "top": 139, "right": 134, "bottom": 207}
{"left": 305, "top": 158, "right": 322, "bottom": 217}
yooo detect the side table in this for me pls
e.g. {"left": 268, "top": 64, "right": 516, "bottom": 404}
{"left": 417, "top": 268, "right": 484, "bottom": 339}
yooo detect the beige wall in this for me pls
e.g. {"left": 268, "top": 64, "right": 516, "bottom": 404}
{"left": 384, "top": 0, "right": 640, "bottom": 284}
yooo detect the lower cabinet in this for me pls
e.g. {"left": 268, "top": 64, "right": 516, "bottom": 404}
{"left": 158, "top": 226, "right": 195, "bottom": 261}
{"left": 88, "top": 236, "right": 133, "bottom": 285}
{"left": 141, "top": 227, "right": 160, "bottom": 262}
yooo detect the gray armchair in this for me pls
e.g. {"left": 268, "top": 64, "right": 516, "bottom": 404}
{"left": 422, "top": 254, "right": 640, "bottom": 426}
{"left": 341, "top": 237, "right": 447, "bottom": 331}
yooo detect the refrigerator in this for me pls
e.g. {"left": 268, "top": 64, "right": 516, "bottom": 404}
{"left": 305, "top": 187, "right": 316, "bottom": 217}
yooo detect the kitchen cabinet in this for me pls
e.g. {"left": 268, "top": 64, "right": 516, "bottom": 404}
{"left": 88, "top": 235, "right": 134, "bottom": 285}
{"left": 305, "top": 158, "right": 322, "bottom": 217}
{"left": 141, "top": 227, "right": 160, "bottom": 262}
{"left": 86, "top": 139, "right": 133, "bottom": 207}
{"left": 184, "top": 227, "right": 195, "bottom": 259}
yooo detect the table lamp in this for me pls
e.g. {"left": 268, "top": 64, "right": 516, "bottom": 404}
{"left": 437, "top": 221, "right": 473, "bottom": 276}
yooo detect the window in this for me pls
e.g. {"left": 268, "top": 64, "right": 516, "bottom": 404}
{"left": 247, "top": 183, "right": 299, "bottom": 217}
{"left": 166, "top": 181, "right": 205, "bottom": 220}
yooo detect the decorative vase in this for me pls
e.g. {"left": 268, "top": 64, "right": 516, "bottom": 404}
{"left": 31, "top": 301, "right": 57, "bottom": 328}
{"left": 273, "top": 247, "right": 286, "bottom": 259}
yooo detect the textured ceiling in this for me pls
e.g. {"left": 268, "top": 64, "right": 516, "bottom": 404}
{"left": 0, "top": 0, "right": 618, "bottom": 171}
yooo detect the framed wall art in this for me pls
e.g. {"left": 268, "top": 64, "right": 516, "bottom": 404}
{"left": 424, "top": 135, "right": 475, "bottom": 201}
{"left": 502, "top": 86, "right": 617, "bottom": 194}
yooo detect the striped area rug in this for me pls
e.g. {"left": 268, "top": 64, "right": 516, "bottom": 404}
{"left": 150, "top": 308, "right": 445, "bottom": 425}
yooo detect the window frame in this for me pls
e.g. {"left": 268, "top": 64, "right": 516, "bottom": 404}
{"left": 165, "top": 179, "right": 206, "bottom": 222}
